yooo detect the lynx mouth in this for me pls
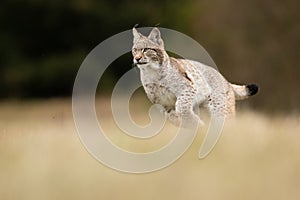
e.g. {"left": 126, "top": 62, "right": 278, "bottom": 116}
{"left": 133, "top": 59, "right": 148, "bottom": 66}
{"left": 137, "top": 61, "right": 148, "bottom": 65}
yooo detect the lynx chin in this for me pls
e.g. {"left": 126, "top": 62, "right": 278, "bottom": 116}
{"left": 132, "top": 27, "right": 259, "bottom": 126}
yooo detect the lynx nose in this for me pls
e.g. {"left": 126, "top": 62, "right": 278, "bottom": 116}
{"left": 134, "top": 55, "right": 142, "bottom": 63}
{"left": 135, "top": 55, "right": 142, "bottom": 61}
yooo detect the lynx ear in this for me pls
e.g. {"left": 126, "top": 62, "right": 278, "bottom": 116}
{"left": 133, "top": 27, "right": 141, "bottom": 43}
{"left": 148, "top": 28, "right": 164, "bottom": 48}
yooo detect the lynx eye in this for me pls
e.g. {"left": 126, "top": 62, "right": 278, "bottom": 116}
{"left": 151, "top": 48, "right": 158, "bottom": 53}
{"left": 142, "top": 48, "right": 157, "bottom": 53}
{"left": 142, "top": 48, "right": 150, "bottom": 52}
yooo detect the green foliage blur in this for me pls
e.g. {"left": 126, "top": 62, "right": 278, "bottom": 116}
{"left": 0, "top": 0, "right": 299, "bottom": 112}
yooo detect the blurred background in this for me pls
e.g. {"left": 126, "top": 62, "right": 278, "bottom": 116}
{"left": 1, "top": 0, "right": 300, "bottom": 200}
{"left": 0, "top": 0, "right": 299, "bottom": 112}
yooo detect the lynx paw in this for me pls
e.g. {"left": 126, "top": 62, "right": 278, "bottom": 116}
{"left": 165, "top": 109, "right": 204, "bottom": 127}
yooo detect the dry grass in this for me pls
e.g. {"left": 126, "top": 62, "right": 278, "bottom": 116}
{"left": 0, "top": 98, "right": 300, "bottom": 200}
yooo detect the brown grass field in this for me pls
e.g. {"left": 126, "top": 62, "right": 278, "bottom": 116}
{"left": 0, "top": 98, "right": 299, "bottom": 200}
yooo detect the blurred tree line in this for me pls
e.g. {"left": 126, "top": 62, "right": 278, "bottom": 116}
{"left": 0, "top": 0, "right": 299, "bottom": 112}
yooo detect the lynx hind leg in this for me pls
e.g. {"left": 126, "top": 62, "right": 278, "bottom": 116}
{"left": 207, "top": 90, "right": 235, "bottom": 118}
{"left": 226, "top": 88, "right": 236, "bottom": 117}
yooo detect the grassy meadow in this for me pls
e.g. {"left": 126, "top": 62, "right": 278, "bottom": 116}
{"left": 0, "top": 98, "right": 299, "bottom": 200}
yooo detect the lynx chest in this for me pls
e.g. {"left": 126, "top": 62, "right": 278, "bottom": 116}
{"left": 143, "top": 82, "right": 176, "bottom": 108}
{"left": 139, "top": 65, "right": 178, "bottom": 108}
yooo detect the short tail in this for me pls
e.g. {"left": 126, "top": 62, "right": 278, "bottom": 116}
{"left": 231, "top": 83, "right": 259, "bottom": 100}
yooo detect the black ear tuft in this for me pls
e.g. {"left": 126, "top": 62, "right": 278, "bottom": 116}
{"left": 246, "top": 84, "right": 259, "bottom": 96}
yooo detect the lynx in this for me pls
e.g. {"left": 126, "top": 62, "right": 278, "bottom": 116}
{"left": 132, "top": 27, "right": 259, "bottom": 126}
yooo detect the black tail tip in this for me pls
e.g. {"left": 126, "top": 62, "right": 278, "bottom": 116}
{"left": 246, "top": 84, "right": 259, "bottom": 96}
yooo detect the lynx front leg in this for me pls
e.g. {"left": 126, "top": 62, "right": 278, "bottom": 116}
{"left": 167, "top": 91, "right": 204, "bottom": 127}
{"left": 165, "top": 109, "right": 180, "bottom": 126}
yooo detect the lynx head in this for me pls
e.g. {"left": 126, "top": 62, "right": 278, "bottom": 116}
{"left": 132, "top": 27, "right": 168, "bottom": 70}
